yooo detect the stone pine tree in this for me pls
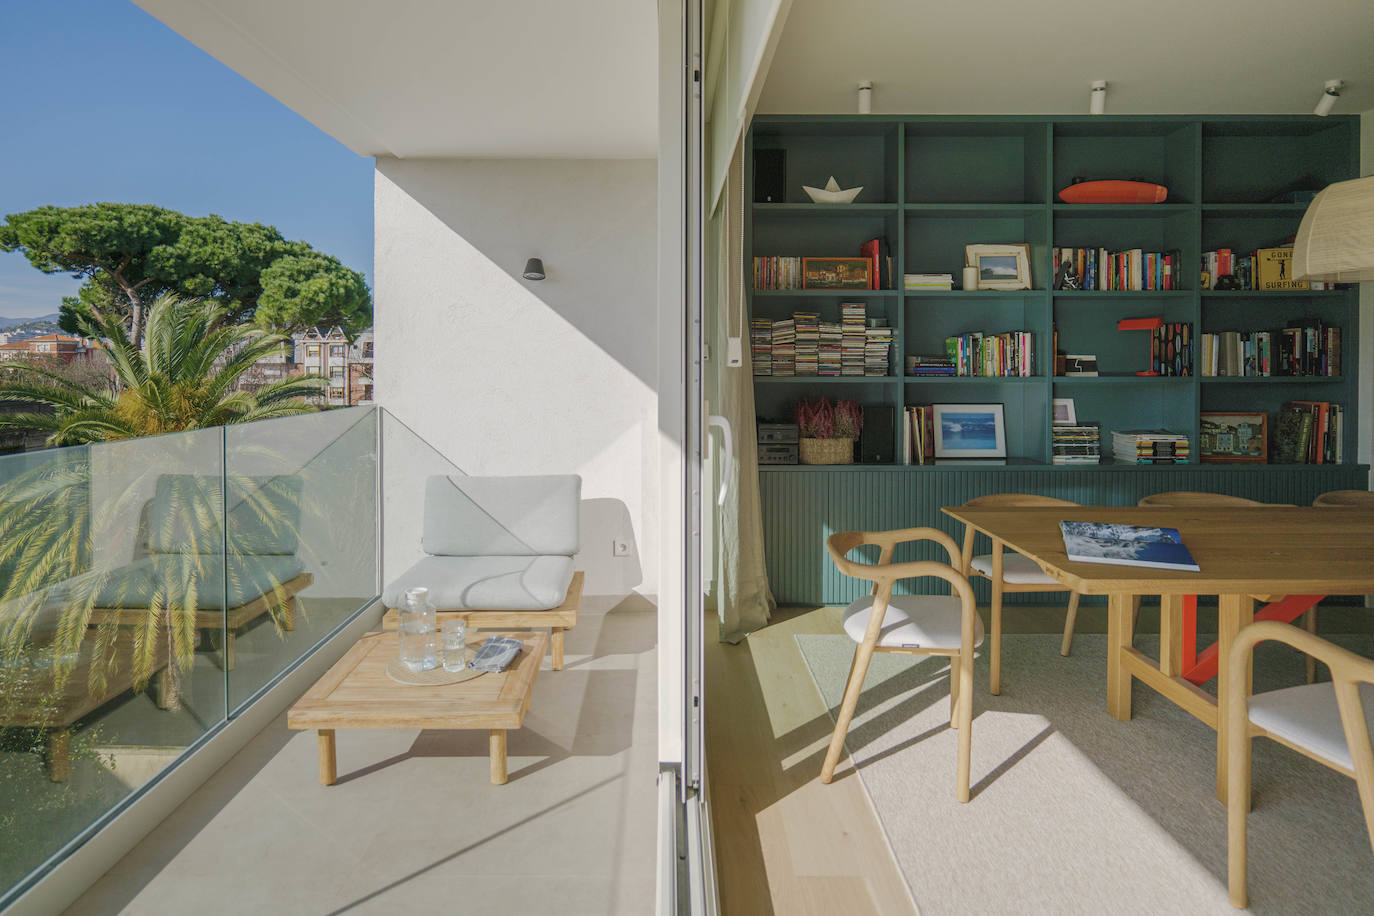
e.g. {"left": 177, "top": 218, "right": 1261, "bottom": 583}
{"left": 0, "top": 203, "right": 371, "bottom": 349}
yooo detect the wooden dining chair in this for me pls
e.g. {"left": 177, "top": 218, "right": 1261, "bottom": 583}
{"left": 820, "top": 527, "right": 981, "bottom": 802}
{"left": 1226, "top": 621, "right": 1374, "bottom": 909}
{"left": 956, "top": 494, "right": 1081, "bottom": 695}
{"left": 1313, "top": 490, "right": 1374, "bottom": 508}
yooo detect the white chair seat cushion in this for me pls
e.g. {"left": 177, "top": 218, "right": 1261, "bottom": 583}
{"left": 841, "top": 594, "right": 985, "bottom": 651}
{"left": 382, "top": 555, "right": 575, "bottom": 610}
{"left": 970, "top": 552, "right": 1060, "bottom": 585}
{"left": 1248, "top": 681, "right": 1374, "bottom": 771}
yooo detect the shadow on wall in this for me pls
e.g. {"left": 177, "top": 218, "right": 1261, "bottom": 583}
{"left": 579, "top": 498, "right": 642, "bottom": 595}
{"left": 376, "top": 157, "right": 658, "bottom": 389}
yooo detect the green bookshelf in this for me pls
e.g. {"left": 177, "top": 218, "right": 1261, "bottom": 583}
{"left": 747, "top": 114, "right": 1367, "bottom": 605}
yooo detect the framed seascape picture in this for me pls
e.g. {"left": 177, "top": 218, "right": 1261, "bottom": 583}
{"left": 802, "top": 257, "right": 871, "bottom": 289}
{"left": 965, "top": 243, "right": 1032, "bottom": 290}
{"left": 932, "top": 403, "right": 1007, "bottom": 458}
{"left": 1200, "top": 411, "right": 1267, "bottom": 463}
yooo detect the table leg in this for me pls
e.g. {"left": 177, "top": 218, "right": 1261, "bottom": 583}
{"left": 1159, "top": 594, "right": 1185, "bottom": 678}
{"left": 490, "top": 729, "right": 508, "bottom": 785}
{"left": 1107, "top": 592, "right": 1134, "bottom": 721}
{"left": 318, "top": 729, "right": 337, "bottom": 786}
{"left": 1216, "top": 594, "right": 1254, "bottom": 804}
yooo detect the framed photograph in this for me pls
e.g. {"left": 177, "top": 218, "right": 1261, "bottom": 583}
{"left": 1051, "top": 398, "right": 1077, "bottom": 425}
{"left": 932, "top": 403, "right": 1007, "bottom": 458}
{"left": 1200, "top": 411, "right": 1268, "bottom": 464}
{"left": 802, "top": 257, "right": 871, "bottom": 289}
{"left": 964, "top": 243, "right": 1032, "bottom": 290}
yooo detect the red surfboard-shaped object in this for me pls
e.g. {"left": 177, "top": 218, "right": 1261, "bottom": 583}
{"left": 1058, "top": 180, "right": 1168, "bottom": 204}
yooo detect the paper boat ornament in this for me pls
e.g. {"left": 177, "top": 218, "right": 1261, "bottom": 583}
{"left": 803, "top": 176, "right": 862, "bottom": 204}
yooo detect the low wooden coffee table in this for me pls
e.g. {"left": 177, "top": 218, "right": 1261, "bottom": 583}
{"left": 287, "top": 630, "right": 546, "bottom": 785}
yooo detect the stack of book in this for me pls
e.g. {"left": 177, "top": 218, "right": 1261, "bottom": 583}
{"left": 904, "top": 273, "right": 954, "bottom": 291}
{"left": 818, "top": 321, "right": 843, "bottom": 376}
{"left": 753, "top": 256, "right": 802, "bottom": 290}
{"left": 1055, "top": 247, "right": 1182, "bottom": 291}
{"left": 903, "top": 405, "right": 935, "bottom": 465}
{"left": 945, "top": 330, "right": 1035, "bottom": 377}
{"left": 794, "top": 312, "right": 819, "bottom": 375}
{"left": 1112, "top": 430, "right": 1190, "bottom": 464}
{"left": 864, "top": 326, "right": 894, "bottom": 375}
{"left": 750, "top": 317, "right": 773, "bottom": 375}
{"left": 1275, "top": 401, "right": 1344, "bottom": 464}
{"left": 841, "top": 303, "right": 867, "bottom": 376}
{"left": 906, "top": 355, "right": 957, "bottom": 377}
{"left": 770, "top": 317, "right": 795, "bottom": 376}
{"left": 1052, "top": 423, "right": 1102, "bottom": 465}
{"left": 1199, "top": 321, "right": 1340, "bottom": 377}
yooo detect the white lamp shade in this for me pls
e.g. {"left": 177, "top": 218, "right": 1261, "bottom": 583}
{"left": 1292, "top": 175, "right": 1374, "bottom": 282}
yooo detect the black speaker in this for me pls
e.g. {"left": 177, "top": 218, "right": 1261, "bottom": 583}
{"left": 860, "top": 407, "right": 895, "bottom": 464}
{"left": 753, "top": 148, "right": 786, "bottom": 203}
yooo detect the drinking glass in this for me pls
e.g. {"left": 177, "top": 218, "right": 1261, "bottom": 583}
{"left": 442, "top": 619, "right": 468, "bottom": 673}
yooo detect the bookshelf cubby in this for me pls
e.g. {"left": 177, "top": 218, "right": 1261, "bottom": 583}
{"left": 748, "top": 114, "right": 1367, "bottom": 605}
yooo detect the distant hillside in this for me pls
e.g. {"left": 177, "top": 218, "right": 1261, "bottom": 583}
{"left": 0, "top": 313, "right": 60, "bottom": 330}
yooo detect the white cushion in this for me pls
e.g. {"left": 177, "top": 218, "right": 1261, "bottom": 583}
{"left": 842, "top": 594, "right": 985, "bottom": 651}
{"left": 1248, "top": 681, "right": 1374, "bottom": 771}
{"left": 382, "top": 555, "right": 575, "bottom": 611}
{"left": 423, "top": 474, "right": 581, "bottom": 557}
{"left": 970, "top": 552, "right": 1061, "bottom": 585}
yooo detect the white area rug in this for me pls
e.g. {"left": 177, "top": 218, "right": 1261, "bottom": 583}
{"left": 796, "top": 632, "right": 1374, "bottom": 916}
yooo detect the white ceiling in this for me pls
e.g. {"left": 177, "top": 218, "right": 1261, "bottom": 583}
{"left": 134, "top": 0, "right": 659, "bottom": 159}
{"left": 757, "top": 0, "right": 1374, "bottom": 117}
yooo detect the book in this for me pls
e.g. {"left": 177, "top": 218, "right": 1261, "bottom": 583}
{"left": 1060, "top": 521, "right": 1200, "bottom": 572}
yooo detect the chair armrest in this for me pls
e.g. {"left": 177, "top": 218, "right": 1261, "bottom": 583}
{"left": 826, "top": 526, "right": 961, "bottom": 578}
{"left": 1228, "top": 621, "right": 1374, "bottom": 687}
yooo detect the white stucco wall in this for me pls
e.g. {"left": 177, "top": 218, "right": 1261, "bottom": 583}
{"left": 374, "top": 158, "right": 659, "bottom": 596}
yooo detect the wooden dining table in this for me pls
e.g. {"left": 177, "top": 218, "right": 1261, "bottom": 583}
{"left": 941, "top": 504, "right": 1374, "bottom": 802}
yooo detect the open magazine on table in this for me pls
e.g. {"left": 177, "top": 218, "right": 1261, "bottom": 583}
{"left": 1059, "top": 521, "right": 1200, "bottom": 572}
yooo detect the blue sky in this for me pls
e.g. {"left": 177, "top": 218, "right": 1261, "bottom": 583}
{"left": 0, "top": 1, "right": 374, "bottom": 319}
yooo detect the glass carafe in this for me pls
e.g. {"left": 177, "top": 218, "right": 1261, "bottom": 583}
{"left": 398, "top": 586, "right": 439, "bottom": 671}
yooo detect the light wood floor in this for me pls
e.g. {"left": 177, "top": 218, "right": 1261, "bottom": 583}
{"left": 705, "top": 605, "right": 916, "bottom": 916}
{"left": 706, "top": 599, "right": 1373, "bottom": 914}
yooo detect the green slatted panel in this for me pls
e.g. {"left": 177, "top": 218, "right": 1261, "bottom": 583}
{"left": 761, "top": 466, "right": 1371, "bottom": 606}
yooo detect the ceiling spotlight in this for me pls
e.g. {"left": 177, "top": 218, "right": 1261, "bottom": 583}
{"left": 522, "top": 257, "right": 546, "bottom": 281}
{"left": 1314, "top": 79, "right": 1344, "bottom": 117}
{"left": 1089, "top": 80, "right": 1108, "bottom": 116}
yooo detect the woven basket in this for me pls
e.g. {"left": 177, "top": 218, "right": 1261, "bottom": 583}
{"left": 799, "top": 436, "right": 855, "bottom": 465}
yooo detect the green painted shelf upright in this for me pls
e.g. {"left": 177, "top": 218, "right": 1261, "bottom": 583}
{"left": 746, "top": 114, "right": 1367, "bottom": 605}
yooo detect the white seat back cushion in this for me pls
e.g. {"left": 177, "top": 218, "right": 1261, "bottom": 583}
{"left": 842, "top": 594, "right": 985, "bottom": 652}
{"left": 970, "top": 552, "right": 1060, "bottom": 585}
{"left": 423, "top": 474, "right": 581, "bottom": 557}
{"left": 1248, "top": 681, "right": 1374, "bottom": 771}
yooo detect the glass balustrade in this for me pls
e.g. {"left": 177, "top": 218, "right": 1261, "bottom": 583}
{"left": 0, "top": 407, "right": 385, "bottom": 906}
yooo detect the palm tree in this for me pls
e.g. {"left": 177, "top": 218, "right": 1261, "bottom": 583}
{"left": 0, "top": 292, "right": 323, "bottom": 444}
{"left": 0, "top": 294, "right": 325, "bottom": 707}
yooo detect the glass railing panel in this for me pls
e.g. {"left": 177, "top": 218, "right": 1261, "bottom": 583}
{"left": 222, "top": 407, "right": 378, "bottom": 712}
{"left": 379, "top": 409, "right": 469, "bottom": 593}
{"left": 0, "top": 428, "right": 226, "bottom": 897}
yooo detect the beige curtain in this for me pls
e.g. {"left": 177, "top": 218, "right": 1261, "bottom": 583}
{"left": 716, "top": 142, "right": 774, "bottom": 643}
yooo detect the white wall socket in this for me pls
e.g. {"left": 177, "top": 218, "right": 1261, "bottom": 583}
{"left": 612, "top": 539, "right": 631, "bottom": 557}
